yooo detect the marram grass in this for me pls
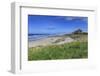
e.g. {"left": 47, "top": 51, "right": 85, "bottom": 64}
{"left": 28, "top": 41, "right": 88, "bottom": 61}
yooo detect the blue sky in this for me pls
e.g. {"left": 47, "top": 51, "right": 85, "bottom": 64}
{"left": 28, "top": 15, "right": 88, "bottom": 34}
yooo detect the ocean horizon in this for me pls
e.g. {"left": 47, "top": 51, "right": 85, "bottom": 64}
{"left": 28, "top": 33, "right": 69, "bottom": 41}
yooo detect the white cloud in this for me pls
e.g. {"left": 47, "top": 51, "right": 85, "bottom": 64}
{"left": 65, "top": 17, "right": 75, "bottom": 21}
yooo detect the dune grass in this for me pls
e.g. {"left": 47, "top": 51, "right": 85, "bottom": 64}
{"left": 28, "top": 41, "right": 88, "bottom": 61}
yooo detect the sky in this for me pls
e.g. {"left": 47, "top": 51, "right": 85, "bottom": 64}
{"left": 28, "top": 15, "right": 88, "bottom": 34}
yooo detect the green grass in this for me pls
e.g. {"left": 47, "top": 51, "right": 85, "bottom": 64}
{"left": 28, "top": 41, "right": 88, "bottom": 61}
{"left": 69, "top": 34, "right": 88, "bottom": 41}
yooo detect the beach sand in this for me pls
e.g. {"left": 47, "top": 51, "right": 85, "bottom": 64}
{"left": 28, "top": 36, "right": 74, "bottom": 48}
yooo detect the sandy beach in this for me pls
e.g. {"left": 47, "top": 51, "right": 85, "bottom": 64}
{"left": 28, "top": 36, "right": 75, "bottom": 48}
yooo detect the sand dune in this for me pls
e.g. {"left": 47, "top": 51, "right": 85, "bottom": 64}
{"left": 28, "top": 36, "right": 74, "bottom": 48}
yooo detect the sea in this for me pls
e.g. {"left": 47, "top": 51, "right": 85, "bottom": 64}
{"left": 28, "top": 34, "right": 56, "bottom": 41}
{"left": 28, "top": 33, "right": 66, "bottom": 41}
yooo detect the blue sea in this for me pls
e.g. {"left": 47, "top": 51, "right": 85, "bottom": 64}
{"left": 28, "top": 34, "right": 55, "bottom": 41}
{"left": 28, "top": 33, "right": 67, "bottom": 41}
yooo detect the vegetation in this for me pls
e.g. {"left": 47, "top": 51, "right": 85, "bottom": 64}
{"left": 69, "top": 34, "right": 88, "bottom": 41}
{"left": 28, "top": 41, "right": 88, "bottom": 61}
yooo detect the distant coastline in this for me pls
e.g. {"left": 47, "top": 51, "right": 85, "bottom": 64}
{"left": 28, "top": 33, "right": 67, "bottom": 41}
{"left": 28, "top": 30, "right": 87, "bottom": 42}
